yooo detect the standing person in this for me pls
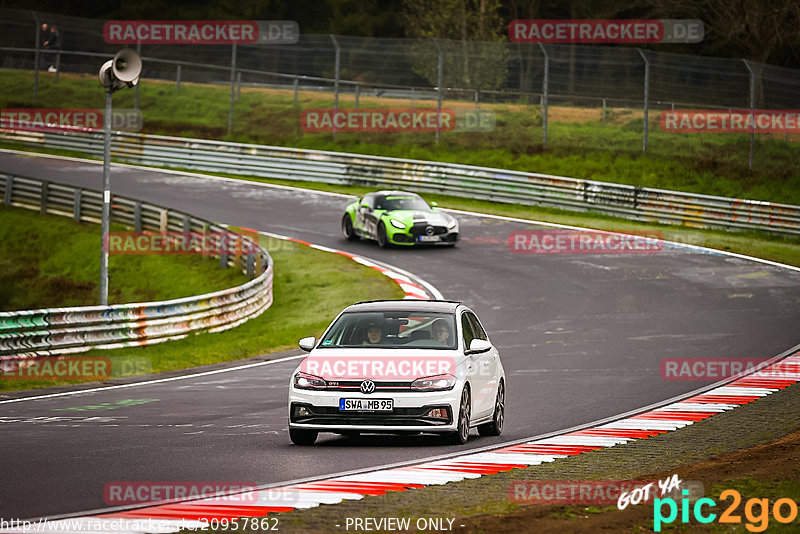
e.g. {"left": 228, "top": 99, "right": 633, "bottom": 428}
{"left": 41, "top": 22, "right": 61, "bottom": 72}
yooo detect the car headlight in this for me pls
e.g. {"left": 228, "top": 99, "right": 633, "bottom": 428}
{"left": 447, "top": 219, "right": 457, "bottom": 230}
{"left": 410, "top": 373, "right": 456, "bottom": 392}
{"left": 294, "top": 372, "right": 326, "bottom": 390}
{"left": 390, "top": 219, "right": 406, "bottom": 229}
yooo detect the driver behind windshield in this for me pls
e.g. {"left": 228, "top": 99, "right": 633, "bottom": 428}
{"left": 363, "top": 320, "right": 384, "bottom": 345}
{"left": 431, "top": 318, "right": 452, "bottom": 346}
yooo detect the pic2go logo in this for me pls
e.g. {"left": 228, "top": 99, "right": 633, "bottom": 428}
{"left": 654, "top": 489, "right": 799, "bottom": 532}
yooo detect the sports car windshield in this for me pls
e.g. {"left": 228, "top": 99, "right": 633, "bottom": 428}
{"left": 378, "top": 196, "right": 430, "bottom": 211}
{"left": 319, "top": 311, "right": 457, "bottom": 349}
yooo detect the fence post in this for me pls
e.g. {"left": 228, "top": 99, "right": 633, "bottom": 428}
{"left": 176, "top": 64, "right": 181, "bottom": 92}
{"left": 73, "top": 189, "right": 81, "bottom": 221}
{"left": 433, "top": 38, "right": 443, "bottom": 145}
{"left": 236, "top": 71, "right": 242, "bottom": 99}
{"left": 538, "top": 44, "right": 549, "bottom": 148}
{"left": 743, "top": 59, "right": 756, "bottom": 170}
{"left": 638, "top": 49, "right": 650, "bottom": 153}
{"left": 474, "top": 89, "right": 479, "bottom": 110}
{"left": 40, "top": 181, "right": 48, "bottom": 214}
{"left": 4, "top": 175, "right": 12, "bottom": 205}
{"left": 602, "top": 98, "right": 606, "bottom": 124}
{"left": 293, "top": 77, "right": 299, "bottom": 105}
{"left": 134, "top": 201, "right": 142, "bottom": 232}
{"left": 32, "top": 11, "right": 41, "bottom": 106}
{"left": 355, "top": 83, "right": 360, "bottom": 109}
{"left": 227, "top": 43, "right": 237, "bottom": 136}
{"left": 134, "top": 42, "right": 142, "bottom": 113}
{"left": 55, "top": 50, "right": 61, "bottom": 81}
{"left": 330, "top": 35, "right": 340, "bottom": 136}
{"left": 246, "top": 254, "right": 255, "bottom": 279}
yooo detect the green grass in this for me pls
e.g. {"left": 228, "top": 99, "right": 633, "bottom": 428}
{"left": 2, "top": 69, "right": 799, "bottom": 205}
{"left": 0, "top": 233, "right": 405, "bottom": 392}
{"left": 0, "top": 204, "right": 245, "bottom": 310}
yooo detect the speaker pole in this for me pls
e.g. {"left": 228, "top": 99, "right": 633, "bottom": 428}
{"left": 100, "top": 84, "right": 112, "bottom": 305}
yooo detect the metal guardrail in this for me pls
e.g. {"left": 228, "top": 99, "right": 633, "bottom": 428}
{"left": 0, "top": 172, "right": 273, "bottom": 359}
{"left": 2, "top": 128, "right": 799, "bottom": 236}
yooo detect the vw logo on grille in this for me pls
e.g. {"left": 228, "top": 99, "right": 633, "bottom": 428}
{"left": 360, "top": 380, "right": 376, "bottom": 394}
{"left": 425, "top": 225, "right": 435, "bottom": 236}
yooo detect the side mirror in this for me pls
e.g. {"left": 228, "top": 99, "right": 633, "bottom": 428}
{"left": 299, "top": 337, "right": 316, "bottom": 352}
{"left": 466, "top": 339, "right": 491, "bottom": 355}
{"left": 360, "top": 200, "right": 370, "bottom": 208}
{"left": 430, "top": 201, "right": 439, "bottom": 208}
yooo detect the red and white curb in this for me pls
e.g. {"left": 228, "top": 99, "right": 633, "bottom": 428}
{"left": 6, "top": 351, "right": 798, "bottom": 533}
{"left": 251, "top": 230, "right": 439, "bottom": 301}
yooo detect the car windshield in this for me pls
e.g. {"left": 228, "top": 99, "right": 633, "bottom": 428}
{"left": 318, "top": 311, "right": 457, "bottom": 349}
{"left": 378, "top": 195, "right": 430, "bottom": 211}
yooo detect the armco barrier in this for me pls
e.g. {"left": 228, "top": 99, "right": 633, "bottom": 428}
{"left": 0, "top": 172, "right": 273, "bottom": 359}
{"left": 2, "top": 128, "right": 799, "bottom": 235}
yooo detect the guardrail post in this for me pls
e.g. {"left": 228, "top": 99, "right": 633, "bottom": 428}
{"left": 134, "top": 202, "right": 142, "bottom": 232}
{"left": 538, "top": 44, "right": 549, "bottom": 148}
{"left": 433, "top": 38, "right": 443, "bottom": 145}
{"left": 743, "top": 59, "right": 756, "bottom": 170}
{"left": 4, "top": 175, "right": 12, "bottom": 205}
{"left": 255, "top": 252, "right": 262, "bottom": 274}
{"left": 227, "top": 43, "right": 237, "bottom": 136}
{"left": 219, "top": 252, "right": 228, "bottom": 269}
{"left": 638, "top": 49, "right": 649, "bottom": 153}
{"left": 134, "top": 42, "right": 142, "bottom": 113}
{"left": 159, "top": 209, "right": 168, "bottom": 233}
{"left": 182, "top": 215, "right": 191, "bottom": 233}
{"left": 40, "top": 181, "right": 48, "bottom": 214}
{"left": 73, "top": 189, "right": 81, "bottom": 221}
{"left": 176, "top": 64, "right": 181, "bottom": 93}
{"left": 246, "top": 254, "right": 255, "bottom": 279}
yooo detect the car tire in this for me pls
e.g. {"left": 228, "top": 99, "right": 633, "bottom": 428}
{"left": 289, "top": 428, "right": 318, "bottom": 445}
{"left": 445, "top": 386, "right": 471, "bottom": 445}
{"left": 342, "top": 215, "right": 358, "bottom": 241}
{"left": 377, "top": 221, "right": 389, "bottom": 248}
{"left": 478, "top": 381, "right": 504, "bottom": 437}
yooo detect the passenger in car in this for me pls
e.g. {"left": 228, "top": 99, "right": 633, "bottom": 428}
{"left": 363, "top": 320, "right": 385, "bottom": 345}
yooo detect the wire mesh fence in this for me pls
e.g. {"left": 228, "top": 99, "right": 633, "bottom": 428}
{"left": 1, "top": 7, "right": 800, "bottom": 170}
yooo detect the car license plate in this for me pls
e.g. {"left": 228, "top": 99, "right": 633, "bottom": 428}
{"left": 419, "top": 235, "right": 440, "bottom": 242}
{"left": 339, "top": 398, "right": 393, "bottom": 412}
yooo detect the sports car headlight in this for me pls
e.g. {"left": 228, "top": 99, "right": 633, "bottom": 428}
{"left": 390, "top": 219, "right": 406, "bottom": 229}
{"left": 410, "top": 373, "right": 456, "bottom": 392}
{"left": 447, "top": 219, "right": 457, "bottom": 230}
{"left": 294, "top": 372, "right": 326, "bottom": 390}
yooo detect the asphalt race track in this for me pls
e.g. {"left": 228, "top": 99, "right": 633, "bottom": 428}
{"left": 2, "top": 150, "right": 800, "bottom": 520}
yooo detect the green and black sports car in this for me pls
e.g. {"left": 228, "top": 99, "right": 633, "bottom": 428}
{"left": 342, "top": 191, "right": 459, "bottom": 247}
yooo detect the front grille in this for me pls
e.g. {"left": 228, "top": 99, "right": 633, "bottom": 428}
{"left": 322, "top": 380, "right": 413, "bottom": 393}
{"left": 410, "top": 223, "right": 448, "bottom": 236}
{"left": 291, "top": 402, "right": 452, "bottom": 426}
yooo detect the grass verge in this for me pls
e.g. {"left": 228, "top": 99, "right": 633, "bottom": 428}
{"left": 1, "top": 69, "right": 799, "bottom": 204}
{"left": 0, "top": 204, "right": 245, "bottom": 310}
{"left": 0, "top": 233, "right": 405, "bottom": 393}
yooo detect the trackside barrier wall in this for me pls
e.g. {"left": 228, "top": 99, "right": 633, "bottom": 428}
{"left": 0, "top": 172, "right": 273, "bottom": 359}
{"left": 2, "top": 129, "right": 799, "bottom": 235}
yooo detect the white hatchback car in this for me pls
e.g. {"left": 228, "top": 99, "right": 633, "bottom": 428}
{"left": 288, "top": 300, "right": 505, "bottom": 445}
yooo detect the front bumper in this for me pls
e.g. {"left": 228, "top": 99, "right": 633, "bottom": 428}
{"left": 390, "top": 231, "right": 459, "bottom": 246}
{"left": 288, "top": 388, "right": 459, "bottom": 433}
